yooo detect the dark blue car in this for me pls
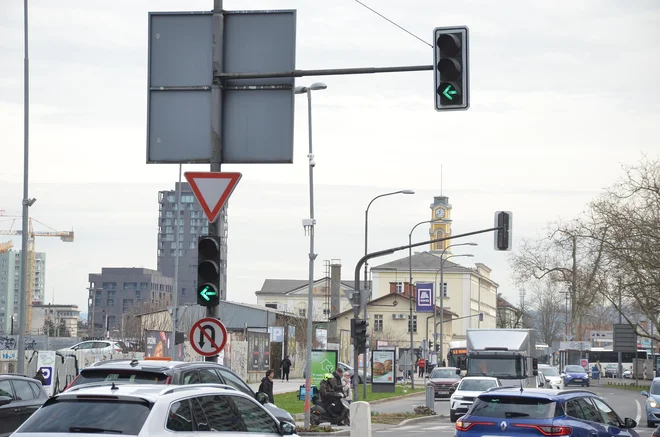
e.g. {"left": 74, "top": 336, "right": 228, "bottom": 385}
{"left": 563, "top": 364, "right": 590, "bottom": 387}
{"left": 455, "top": 387, "right": 638, "bottom": 437}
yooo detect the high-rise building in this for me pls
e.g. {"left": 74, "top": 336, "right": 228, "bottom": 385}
{"left": 87, "top": 267, "right": 173, "bottom": 336}
{"left": 0, "top": 250, "right": 46, "bottom": 334}
{"left": 157, "top": 183, "right": 208, "bottom": 305}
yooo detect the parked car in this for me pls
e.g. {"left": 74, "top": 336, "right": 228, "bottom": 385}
{"left": 427, "top": 367, "right": 462, "bottom": 398}
{"left": 12, "top": 383, "right": 298, "bottom": 436}
{"left": 57, "top": 340, "right": 126, "bottom": 354}
{"left": 449, "top": 376, "right": 501, "bottom": 422}
{"left": 64, "top": 359, "right": 295, "bottom": 424}
{"left": 337, "top": 362, "right": 371, "bottom": 384}
{"left": 562, "top": 364, "right": 590, "bottom": 387}
{"left": 641, "top": 377, "right": 660, "bottom": 427}
{"left": 455, "top": 387, "right": 638, "bottom": 436}
{"left": 0, "top": 374, "right": 49, "bottom": 437}
{"left": 605, "top": 363, "right": 619, "bottom": 378}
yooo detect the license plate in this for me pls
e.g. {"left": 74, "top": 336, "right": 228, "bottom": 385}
{"left": 574, "top": 379, "right": 582, "bottom": 382}
{"left": 437, "top": 391, "right": 449, "bottom": 394}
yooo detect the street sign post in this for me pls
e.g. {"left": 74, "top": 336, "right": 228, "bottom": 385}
{"left": 190, "top": 317, "right": 228, "bottom": 357}
{"left": 184, "top": 172, "right": 242, "bottom": 223}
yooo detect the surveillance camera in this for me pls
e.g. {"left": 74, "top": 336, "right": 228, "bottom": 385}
{"left": 310, "top": 159, "right": 316, "bottom": 167}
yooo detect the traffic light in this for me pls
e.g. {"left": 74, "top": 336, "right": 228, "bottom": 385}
{"left": 351, "top": 318, "right": 369, "bottom": 354}
{"left": 433, "top": 26, "right": 469, "bottom": 111}
{"left": 479, "top": 312, "right": 484, "bottom": 322}
{"left": 197, "top": 235, "right": 221, "bottom": 306}
{"left": 494, "top": 211, "right": 513, "bottom": 251}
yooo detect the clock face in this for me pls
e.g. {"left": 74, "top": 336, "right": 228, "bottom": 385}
{"left": 435, "top": 208, "right": 446, "bottom": 218}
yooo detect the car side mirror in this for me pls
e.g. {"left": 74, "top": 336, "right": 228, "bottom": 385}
{"left": 538, "top": 380, "right": 544, "bottom": 387}
{"left": 624, "top": 418, "right": 637, "bottom": 429}
{"left": 280, "top": 421, "right": 295, "bottom": 435}
{"left": 641, "top": 391, "right": 649, "bottom": 397}
{"left": 0, "top": 396, "right": 12, "bottom": 406}
{"left": 256, "top": 392, "right": 269, "bottom": 404}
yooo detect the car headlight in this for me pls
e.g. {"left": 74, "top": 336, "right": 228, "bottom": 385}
{"left": 453, "top": 395, "right": 463, "bottom": 400}
{"left": 650, "top": 400, "right": 659, "bottom": 408}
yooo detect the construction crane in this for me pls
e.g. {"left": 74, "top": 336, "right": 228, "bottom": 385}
{"left": 0, "top": 240, "right": 13, "bottom": 253}
{"left": 0, "top": 215, "right": 74, "bottom": 334}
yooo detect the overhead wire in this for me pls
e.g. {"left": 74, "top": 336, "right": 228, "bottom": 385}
{"left": 353, "top": 0, "right": 433, "bottom": 48}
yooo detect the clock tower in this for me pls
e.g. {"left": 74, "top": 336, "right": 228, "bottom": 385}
{"left": 429, "top": 195, "right": 452, "bottom": 255}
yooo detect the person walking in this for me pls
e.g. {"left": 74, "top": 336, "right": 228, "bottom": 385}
{"left": 281, "top": 355, "right": 292, "bottom": 382}
{"left": 417, "top": 357, "right": 425, "bottom": 378}
{"left": 34, "top": 369, "right": 46, "bottom": 385}
{"left": 258, "top": 369, "right": 275, "bottom": 404}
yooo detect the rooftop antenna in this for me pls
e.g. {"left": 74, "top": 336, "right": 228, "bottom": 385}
{"left": 519, "top": 379, "right": 524, "bottom": 394}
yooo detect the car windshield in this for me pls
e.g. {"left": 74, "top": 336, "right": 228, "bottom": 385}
{"left": 471, "top": 395, "right": 559, "bottom": 419}
{"left": 72, "top": 369, "right": 169, "bottom": 387}
{"left": 565, "top": 365, "right": 585, "bottom": 373}
{"left": 18, "top": 397, "right": 152, "bottom": 435}
{"left": 458, "top": 379, "right": 498, "bottom": 392}
{"left": 431, "top": 369, "right": 460, "bottom": 379}
{"left": 651, "top": 381, "right": 660, "bottom": 395}
{"left": 540, "top": 367, "right": 559, "bottom": 376}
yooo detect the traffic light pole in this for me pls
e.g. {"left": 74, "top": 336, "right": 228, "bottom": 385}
{"left": 206, "top": 0, "right": 225, "bottom": 363}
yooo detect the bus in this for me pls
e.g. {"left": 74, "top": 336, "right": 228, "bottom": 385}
{"left": 535, "top": 343, "right": 551, "bottom": 365}
{"left": 587, "top": 347, "right": 648, "bottom": 374}
{"left": 447, "top": 340, "right": 467, "bottom": 373}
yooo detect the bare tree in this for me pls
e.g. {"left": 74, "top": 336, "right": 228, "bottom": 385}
{"left": 587, "top": 155, "right": 660, "bottom": 335}
{"left": 527, "top": 279, "right": 567, "bottom": 345}
{"left": 371, "top": 325, "right": 409, "bottom": 347}
{"left": 510, "top": 217, "right": 608, "bottom": 338}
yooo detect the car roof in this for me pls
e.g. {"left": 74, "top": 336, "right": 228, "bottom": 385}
{"left": 85, "top": 359, "right": 228, "bottom": 372}
{"left": 460, "top": 376, "right": 500, "bottom": 381}
{"left": 0, "top": 374, "right": 41, "bottom": 381}
{"left": 57, "top": 382, "right": 246, "bottom": 403}
{"left": 480, "top": 387, "right": 598, "bottom": 401}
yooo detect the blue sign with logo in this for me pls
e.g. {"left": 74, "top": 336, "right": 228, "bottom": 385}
{"left": 415, "top": 283, "right": 434, "bottom": 313}
{"left": 39, "top": 366, "right": 53, "bottom": 386}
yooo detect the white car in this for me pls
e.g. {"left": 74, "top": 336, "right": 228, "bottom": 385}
{"left": 449, "top": 376, "right": 501, "bottom": 422}
{"left": 538, "top": 365, "right": 562, "bottom": 389}
{"left": 58, "top": 340, "right": 126, "bottom": 354}
{"left": 11, "top": 382, "right": 298, "bottom": 436}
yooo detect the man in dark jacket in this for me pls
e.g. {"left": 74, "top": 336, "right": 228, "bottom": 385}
{"left": 34, "top": 369, "right": 46, "bottom": 385}
{"left": 281, "top": 356, "right": 292, "bottom": 382}
{"left": 258, "top": 369, "right": 275, "bottom": 404}
{"left": 331, "top": 368, "right": 344, "bottom": 392}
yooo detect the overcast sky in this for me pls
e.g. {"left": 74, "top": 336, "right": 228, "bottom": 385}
{"left": 0, "top": 0, "right": 658, "bottom": 312}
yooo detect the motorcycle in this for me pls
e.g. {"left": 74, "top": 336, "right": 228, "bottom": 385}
{"left": 310, "top": 392, "right": 351, "bottom": 426}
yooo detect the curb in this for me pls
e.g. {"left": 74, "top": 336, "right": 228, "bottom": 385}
{"left": 298, "top": 431, "right": 350, "bottom": 436}
{"left": 397, "top": 414, "right": 448, "bottom": 427}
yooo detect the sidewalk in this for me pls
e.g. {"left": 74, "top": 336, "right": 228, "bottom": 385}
{"left": 249, "top": 378, "right": 306, "bottom": 394}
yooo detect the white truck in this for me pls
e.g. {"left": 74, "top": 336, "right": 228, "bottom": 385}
{"left": 465, "top": 328, "right": 539, "bottom": 388}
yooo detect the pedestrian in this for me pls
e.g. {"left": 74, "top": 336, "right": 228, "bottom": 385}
{"left": 281, "top": 355, "right": 292, "bottom": 382}
{"left": 258, "top": 369, "right": 275, "bottom": 404}
{"left": 34, "top": 369, "right": 46, "bottom": 385}
{"left": 417, "top": 357, "right": 425, "bottom": 378}
{"left": 341, "top": 372, "right": 352, "bottom": 402}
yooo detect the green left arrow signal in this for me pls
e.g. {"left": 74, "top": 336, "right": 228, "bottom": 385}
{"left": 199, "top": 286, "right": 217, "bottom": 301}
{"left": 442, "top": 85, "right": 458, "bottom": 100}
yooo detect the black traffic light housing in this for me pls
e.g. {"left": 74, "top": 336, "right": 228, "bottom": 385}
{"left": 479, "top": 312, "right": 484, "bottom": 322}
{"left": 351, "top": 318, "right": 369, "bottom": 355}
{"left": 197, "top": 235, "right": 221, "bottom": 307}
{"left": 494, "top": 211, "right": 513, "bottom": 251}
{"left": 433, "top": 26, "right": 469, "bottom": 111}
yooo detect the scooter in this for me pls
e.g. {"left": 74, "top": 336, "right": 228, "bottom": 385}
{"left": 310, "top": 393, "right": 350, "bottom": 426}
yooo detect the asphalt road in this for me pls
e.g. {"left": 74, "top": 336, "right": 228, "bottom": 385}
{"left": 371, "top": 385, "right": 659, "bottom": 437}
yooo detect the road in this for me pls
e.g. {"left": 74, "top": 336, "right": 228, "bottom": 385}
{"left": 370, "top": 385, "right": 658, "bottom": 437}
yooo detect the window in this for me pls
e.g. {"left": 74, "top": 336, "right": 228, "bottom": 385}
{"left": 591, "top": 397, "right": 622, "bottom": 427}
{"left": 217, "top": 368, "right": 254, "bottom": 396}
{"left": 199, "top": 369, "right": 222, "bottom": 384}
{"left": 298, "top": 309, "right": 306, "bottom": 317}
{"left": 471, "top": 396, "right": 559, "bottom": 419}
{"left": 565, "top": 397, "right": 602, "bottom": 423}
{"left": 395, "top": 282, "right": 404, "bottom": 294}
{"left": 192, "top": 395, "right": 243, "bottom": 432}
{"left": 231, "top": 395, "right": 280, "bottom": 433}
{"left": 183, "top": 371, "right": 201, "bottom": 384}
{"left": 18, "top": 398, "right": 152, "bottom": 434}
{"left": 0, "top": 380, "right": 13, "bottom": 397}
{"left": 374, "top": 314, "right": 383, "bottom": 332}
{"left": 408, "top": 315, "right": 417, "bottom": 333}
{"left": 166, "top": 399, "right": 193, "bottom": 431}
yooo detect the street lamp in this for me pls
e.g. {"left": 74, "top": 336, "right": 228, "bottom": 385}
{"left": 407, "top": 218, "right": 442, "bottom": 389}
{"left": 295, "top": 82, "right": 327, "bottom": 430}
{"left": 433, "top": 248, "right": 476, "bottom": 366}
{"left": 362, "top": 189, "right": 414, "bottom": 397}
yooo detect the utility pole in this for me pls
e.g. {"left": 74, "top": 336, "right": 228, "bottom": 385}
{"left": 618, "top": 277, "right": 622, "bottom": 378}
{"left": 171, "top": 165, "right": 182, "bottom": 359}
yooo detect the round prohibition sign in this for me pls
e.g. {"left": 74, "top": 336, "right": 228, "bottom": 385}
{"left": 190, "top": 317, "right": 228, "bottom": 357}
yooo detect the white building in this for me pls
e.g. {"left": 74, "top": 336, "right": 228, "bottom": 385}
{"left": 31, "top": 303, "right": 81, "bottom": 337}
{"left": 0, "top": 250, "right": 46, "bottom": 334}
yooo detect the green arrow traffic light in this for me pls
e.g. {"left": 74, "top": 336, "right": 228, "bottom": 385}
{"left": 199, "top": 285, "right": 217, "bottom": 302}
{"left": 442, "top": 85, "right": 458, "bottom": 100}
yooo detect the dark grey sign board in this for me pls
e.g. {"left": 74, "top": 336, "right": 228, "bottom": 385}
{"left": 146, "top": 10, "right": 296, "bottom": 164}
{"left": 613, "top": 323, "right": 637, "bottom": 353}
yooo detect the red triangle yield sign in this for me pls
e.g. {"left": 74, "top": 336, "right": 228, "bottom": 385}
{"left": 184, "top": 172, "right": 242, "bottom": 223}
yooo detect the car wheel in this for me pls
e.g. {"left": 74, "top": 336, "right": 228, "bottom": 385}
{"left": 450, "top": 410, "right": 457, "bottom": 423}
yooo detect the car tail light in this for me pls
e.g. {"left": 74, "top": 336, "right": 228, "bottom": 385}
{"left": 513, "top": 424, "right": 572, "bottom": 436}
{"left": 455, "top": 419, "right": 496, "bottom": 431}
{"left": 64, "top": 374, "right": 81, "bottom": 391}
